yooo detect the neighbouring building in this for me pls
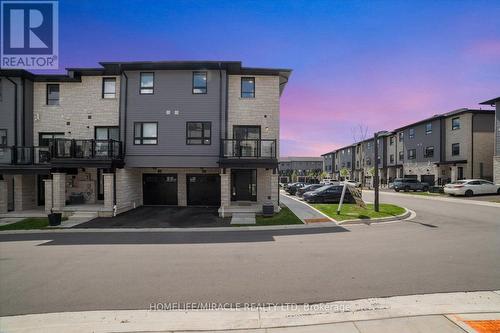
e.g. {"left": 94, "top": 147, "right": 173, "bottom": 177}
{"left": 278, "top": 157, "right": 323, "bottom": 182}
{"left": 322, "top": 108, "right": 495, "bottom": 187}
{"left": 480, "top": 97, "right": 500, "bottom": 184}
{"left": 321, "top": 151, "right": 335, "bottom": 178}
{"left": 0, "top": 61, "right": 292, "bottom": 218}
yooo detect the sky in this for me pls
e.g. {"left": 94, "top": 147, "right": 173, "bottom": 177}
{"left": 54, "top": 0, "right": 500, "bottom": 157}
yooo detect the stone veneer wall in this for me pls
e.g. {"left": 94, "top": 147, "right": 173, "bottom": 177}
{"left": 14, "top": 175, "right": 36, "bottom": 211}
{"left": 33, "top": 76, "right": 120, "bottom": 145}
{"left": 494, "top": 156, "right": 500, "bottom": 184}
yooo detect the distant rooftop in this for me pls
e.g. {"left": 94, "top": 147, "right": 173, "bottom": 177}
{"left": 279, "top": 157, "right": 323, "bottom": 162}
{"left": 479, "top": 97, "right": 500, "bottom": 105}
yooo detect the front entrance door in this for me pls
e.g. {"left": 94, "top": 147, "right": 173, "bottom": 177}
{"left": 231, "top": 169, "right": 257, "bottom": 201}
{"left": 97, "top": 169, "right": 104, "bottom": 201}
{"left": 37, "top": 175, "right": 49, "bottom": 206}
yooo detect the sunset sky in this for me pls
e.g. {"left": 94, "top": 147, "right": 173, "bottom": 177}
{"left": 56, "top": 0, "right": 500, "bottom": 156}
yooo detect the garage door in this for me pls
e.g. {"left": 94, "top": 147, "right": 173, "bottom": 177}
{"left": 421, "top": 175, "right": 435, "bottom": 186}
{"left": 187, "top": 174, "right": 221, "bottom": 206}
{"left": 143, "top": 174, "right": 178, "bottom": 205}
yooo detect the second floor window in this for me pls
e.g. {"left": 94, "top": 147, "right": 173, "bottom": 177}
{"left": 452, "top": 143, "right": 460, "bottom": 156}
{"left": 46, "top": 84, "right": 59, "bottom": 105}
{"left": 452, "top": 117, "right": 460, "bottom": 130}
{"left": 399, "top": 132, "right": 404, "bottom": 142}
{"left": 186, "top": 122, "right": 211, "bottom": 145}
{"left": 408, "top": 149, "right": 416, "bottom": 160}
{"left": 424, "top": 146, "right": 434, "bottom": 158}
{"left": 0, "top": 129, "right": 7, "bottom": 147}
{"left": 193, "top": 72, "right": 207, "bottom": 94}
{"left": 409, "top": 128, "right": 415, "bottom": 139}
{"left": 399, "top": 151, "right": 404, "bottom": 161}
{"left": 140, "top": 73, "right": 154, "bottom": 94}
{"left": 241, "top": 77, "right": 255, "bottom": 98}
{"left": 134, "top": 122, "right": 157, "bottom": 145}
{"left": 390, "top": 154, "right": 394, "bottom": 163}
{"left": 102, "top": 78, "right": 116, "bottom": 99}
{"left": 389, "top": 136, "right": 394, "bottom": 145}
{"left": 425, "top": 123, "right": 432, "bottom": 135}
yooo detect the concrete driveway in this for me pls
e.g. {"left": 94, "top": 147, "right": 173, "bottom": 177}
{"left": 73, "top": 206, "right": 230, "bottom": 228}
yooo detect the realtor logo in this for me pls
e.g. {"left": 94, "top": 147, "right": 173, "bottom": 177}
{"left": 1, "top": 0, "right": 58, "bottom": 69}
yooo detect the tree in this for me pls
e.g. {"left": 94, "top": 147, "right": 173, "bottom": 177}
{"left": 290, "top": 170, "right": 298, "bottom": 182}
{"left": 351, "top": 124, "right": 369, "bottom": 143}
{"left": 340, "top": 167, "right": 351, "bottom": 180}
{"left": 320, "top": 171, "right": 329, "bottom": 180}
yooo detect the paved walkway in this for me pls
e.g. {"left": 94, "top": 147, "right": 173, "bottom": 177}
{"left": 280, "top": 192, "right": 333, "bottom": 223}
{"left": 1, "top": 291, "right": 498, "bottom": 332}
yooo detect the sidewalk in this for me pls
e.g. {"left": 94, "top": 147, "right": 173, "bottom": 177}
{"left": 279, "top": 192, "right": 334, "bottom": 223}
{"left": 1, "top": 291, "right": 499, "bottom": 332}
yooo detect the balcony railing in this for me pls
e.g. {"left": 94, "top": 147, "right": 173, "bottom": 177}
{"left": 221, "top": 139, "right": 276, "bottom": 159}
{"left": 0, "top": 139, "right": 123, "bottom": 165}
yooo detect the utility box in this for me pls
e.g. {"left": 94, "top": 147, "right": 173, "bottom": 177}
{"left": 262, "top": 201, "right": 274, "bottom": 217}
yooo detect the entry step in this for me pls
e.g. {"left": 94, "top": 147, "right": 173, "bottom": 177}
{"left": 230, "top": 212, "right": 256, "bottom": 225}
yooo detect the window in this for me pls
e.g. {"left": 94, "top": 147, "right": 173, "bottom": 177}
{"left": 408, "top": 149, "right": 416, "bottom": 160}
{"left": 399, "top": 132, "right": 404, "bottom": 142}
{"left": 241, "top": 77, "right": 255, "bottom": 98}
{"left": 102, "top": 78, "right": 116, "bottom": 98}
{"left": 409, "top": 128, "right": 415, "bottom": 139}
{"left": 46, "top": 84, "right": 59, "bottom": 105}
{"left": 134, "top": 122, "right": 157, "bottom": 144}
{"left": 140, "top": 73, "right": 154, "bottom": 94}
{"left": 39, "top": 132, "right": 64, "bottom": 146}
{"left": 186, "top": 122, "right": 211, "bottom": 145}
{"left": 356, "top": 161, "right": 360, "bottom": 168}
{"left": 452, "top": 117, "right": 460, "bottom": 130}
{"left": 425, "top": 123, "right": 432, "bottom": 135}
{"left": 389, "top": 136, "right": 394, "bottom": 145}
{"left": 192, "top": 72, "right": 207, "bottom": 94}
{"left": 377, "top": 156, "right": 381, "bottom": 164}
{"left": 0, "top": 129, "right": 6, "bottom": 147}
{"left": 390, "top": 154, "right": 394, "bottom": 163}
{"left": 424, "top": 146, "right": 434, "bottom": 158}
{"left": 0, "top": 78, "right": 2, "bottom": 101}
{"left": 367, "top": 142, "right": 372, "bottom": 149}
{"left": 399, "top": 151, "right": 404, "bottom": 161}
{"left": 95, "top": 126, "right": 119, "bottom": 141}
{"left": 452, "top": 143, "right": 460, "bottom": 156}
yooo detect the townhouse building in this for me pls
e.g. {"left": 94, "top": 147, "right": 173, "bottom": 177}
{"left": 278, "top": 157, "right": 323, "bottom": 182}
{"left": 0, "top": 61, "right": 291, "bottom": 218}
{"left": 322, "top": 108, "right": 495, "bottom": 187}
{"left": 480, "top": 96, "right": 500, "bottom": 183}
{"left": 321, "top": 151, "right": 335, "bottom": 177}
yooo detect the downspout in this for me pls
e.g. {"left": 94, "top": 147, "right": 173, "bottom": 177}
{"left": 471, "top": 114, "right": 474, "bottom": 178}
{"left": 218, "top": 62, "right": 223, "bottom": 153}
{"left": 5, "top": 77, "right": 18, "bottom": 147}
{"left": 22, "top": 77, "right": 25, "bottom": 146}
{"left": 122, "top": 71, "right": 128, "bottom": 156}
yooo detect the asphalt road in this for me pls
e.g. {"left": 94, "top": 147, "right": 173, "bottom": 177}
{"left": 0, "top": 193, "right": 499, "bottom": 316}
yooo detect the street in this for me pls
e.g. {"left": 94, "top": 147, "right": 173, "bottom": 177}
{"left": 0, "top": 193, "right": 499, "bottom": 316}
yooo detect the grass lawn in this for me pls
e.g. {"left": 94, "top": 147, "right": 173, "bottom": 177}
{"left": 0, "top": 217, "right": 67, "bottom": 231}
{"left": 312, "top": 203, "right": 406, "bottom": 222}
{"left": 232, "top": 206, "right": 303, "bottom": 226}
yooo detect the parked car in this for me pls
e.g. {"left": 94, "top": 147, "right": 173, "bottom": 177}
{"left": 303, "top": 185, "right": 356, "bottom": 204}
{"left": 296, "top": 184, "right": 325, "bottom": 197}
{"left": 286, "top": 182, "right": 307, "bottom": 195}
{"left": 444, "top": 179, "right": 500, "bottom": 197}
{"left": 392, "top": 178, "right": 429, "bottom": 192}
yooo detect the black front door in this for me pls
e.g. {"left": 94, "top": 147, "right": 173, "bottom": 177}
{"left": 37, "top": 175, "right": 50, "bottom": 206}
{"left": 97, "top": 169, "right": 104, "bottom": 201}
{"left": 143, "top": 174, "right": 178, "bottom": 205}
{"left": 231, "top": 169, "right": 257, "bottom": 201}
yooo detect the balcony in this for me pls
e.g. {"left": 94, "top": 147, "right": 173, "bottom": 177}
{"left": 0, "top": 139, "right": 124, "bottom": 169}
{"left": 219, "top": 139, "right": 278, "bottom": 168}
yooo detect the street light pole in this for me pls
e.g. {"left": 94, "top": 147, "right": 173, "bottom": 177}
{"left": 373, "top": 132, "right": 380, "bottom": 212}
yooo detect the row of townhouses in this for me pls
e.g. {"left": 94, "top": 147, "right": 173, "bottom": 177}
{"left": 322, "top": 106, "right": 499, "bottom": 186}
{"left": 0, "top": 61, "right": 291, "bottom": 217}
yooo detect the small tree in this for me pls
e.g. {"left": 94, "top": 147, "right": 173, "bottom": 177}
{"left": 340, "top": 168, "right": 350, "bottom": 180}
{"left": 290, "top": 170, "right": 298, "bottom": 182}
{"left": 320, "top": 171, "right": 329, "bottom": 180}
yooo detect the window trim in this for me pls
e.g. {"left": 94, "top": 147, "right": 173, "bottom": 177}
{"left": 46, "top": 84, "right": 60, "bottom": 105}
{"left": 95, "top": 126, "right": 120, "bottom": 141}
{"left": 241, "top": 77, "right": 255, "bottom": 98}
{"left": 186, "top": 121, "right": 212, "bottom": 145}
{"left": 424, "top": 146, "right": 434, "bottom": 158}
{"left": 139, "top": 72, "right": 155, "bottom": 95}
{"left": 192, "top": 71, "right": 207, "bottom": 94}
{"left": 133, "top": 122, "right": 158, "bottom": 145}
{"left": 452, "top": 117, "right": 460, "bottom": 130}
{"left": 38, "top": 132, "right": 65, "bottom": 146}
{"left": 407, "top": 149, "right": 416, "bottom": 160}
{"left": 102, "top": 77, "right": 117, "bottom": 99}
{"left": 451, "top": 143, "right": 460, "bottom": 156}
{"left": 0, "top": 129, "right": 7, "bottom": 147}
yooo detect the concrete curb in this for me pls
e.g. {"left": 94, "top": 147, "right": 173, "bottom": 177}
{"left": 1, "top": 291, "right": 499, "bottom": 332}
{"left": 366, "top": 190, "right": 500, "bottom": 207}
{"left": 337, "top": 208, "right": 412, "bottom": 225}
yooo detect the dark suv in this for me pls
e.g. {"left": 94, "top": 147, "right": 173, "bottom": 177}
{"left": 392, "top": 178, "right": 429, "bottom": 192}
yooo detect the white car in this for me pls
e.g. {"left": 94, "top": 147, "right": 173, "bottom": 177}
{"left": 343, "top": 180, "right": 361, "bottom": 188}
{"left": 444, "top": 179, "right": 500, "bottom": 197}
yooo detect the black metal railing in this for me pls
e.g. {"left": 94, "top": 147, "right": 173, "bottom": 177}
{"left": 221, "top": 139, "right": 276, "bottom": 158}
{"left": 0, "top": 139, "right": 123, "bottom": 165}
